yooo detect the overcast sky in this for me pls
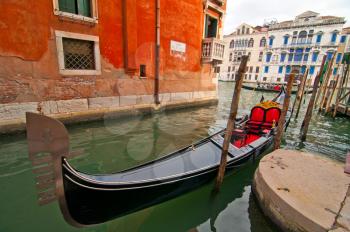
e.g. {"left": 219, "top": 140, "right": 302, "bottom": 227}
{"left": 223, "top": 0, "right": 350, "bottom": 35}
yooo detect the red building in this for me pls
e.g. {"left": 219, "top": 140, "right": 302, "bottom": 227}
{"left": 0, "top": 0, "right": 226, "bottom": 128}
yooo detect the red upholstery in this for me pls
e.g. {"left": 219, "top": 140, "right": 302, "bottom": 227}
{"left": 250, "top": 107, "right": 265, "bottom": 122}
{"left": 265, "top": 108, "right": 281, "bottom": 123}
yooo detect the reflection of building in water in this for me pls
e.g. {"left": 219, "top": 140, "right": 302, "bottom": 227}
{"left": 0, "top": 0, "right": 226, "bottom": 125}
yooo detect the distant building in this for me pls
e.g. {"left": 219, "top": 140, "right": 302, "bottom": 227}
{"left": 221, "top": 11, "right": 347, "bottom": 85}
{"left": 218, "top": 24, "right": 268, "bottom": 82}
{"left": 261, "top": 11, "right": 346, "bottom": 84}
{"left": 0, "top": 0, "right": 226, "bottom": 123}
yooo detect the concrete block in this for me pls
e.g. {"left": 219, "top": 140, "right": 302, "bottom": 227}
{"left": 0, "top": 102, "right": 38, "bottom": 120}
{"left": 41, "top": 101, "right": 59, "bottom": 115}
{"left": 136, "top": 95, "right": 154, "bottom": 105}
{"left": 159, "top": 93, "right": 171, "bottom": 103}
{"left": 56, "top": 99, "right": 88, "bottom": 113}
{"left": 170, "top": 92, "right": 192, "bottom": 102}
{"left": 120, "top": 95, "right": 137, "bottom": 106}
{"left": 88, "top": 96, "right": 119, "bottom": 109}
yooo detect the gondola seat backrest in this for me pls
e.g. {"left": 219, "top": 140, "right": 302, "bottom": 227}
{"left": 247, "top": 106, "right": 281, "bottom": 130}
{"left": 264, "top": 107, "right": 281, "bottom": 125}
{"left": 249, "top": 106, "right": 265, "bottom": 123}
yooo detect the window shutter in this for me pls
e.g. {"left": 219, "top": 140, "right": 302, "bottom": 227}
{"left": 58, "top": 0, "right": 77, "bottom": 14}
{"left": 77, "top": 0, "right": 92, "bottom": 17}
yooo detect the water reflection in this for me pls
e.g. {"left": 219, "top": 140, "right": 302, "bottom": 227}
{"left": 0, "top": 82, "right": 349, "bottom": 232}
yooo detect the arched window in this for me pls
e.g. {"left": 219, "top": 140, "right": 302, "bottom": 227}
{"left": 283, "top": 35, "right": 289, "bottom": 45}
{"left": 230, "top": 40, "right": 235, "bottom": 48}
{"left": 266, "top": 52, "right": 272, "bottom": 62}
{"left": 245, "top": 39, "right": 249, "bottom": 47}
{"left": 260, "top": 37, "right": 266, "bottom": 47}
{"left": 242, "top": 26, "right": 246, "bottom": 35}
{"left": 268, "top": 36, "right": 275, "bottom": 46}
{"left": 248, "top": 38, "right": 254, "bottom": 47}
{"left": 298, "top": 31, "right": 307, "bottom": 44}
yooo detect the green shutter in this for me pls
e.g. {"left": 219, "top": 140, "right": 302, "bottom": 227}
{"left": 58, "top": 0, "right": 77, "bottom": 14}
{"left": 77, "top": 0, "right": 91, "bottom": 17}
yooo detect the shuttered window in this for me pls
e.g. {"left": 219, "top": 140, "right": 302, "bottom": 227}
{"left": 58, "top": 0, "right": 91, "bottom": 17}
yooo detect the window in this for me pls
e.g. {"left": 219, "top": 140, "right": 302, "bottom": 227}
{"left": 54, "top": 0, "right": 98, "bottom": 22}
{"left": 231, "top": 74, "right": 234, "bottom": 79}
{"left": 228, "top": 66, "right": 231, "bottom": 72}
{"left": 288, "top": 53, "right": 294, "bottom": 62}
{"left": 256, "top": 66, "right": 259, "bottom": 73}
{"left": 214, "top": 66, "right": 220, "bottom": 73}
{"left": 266, "top": 53, "right": 272, "bottom": 62}
{"left": 245, "top": 74, "right": 248, "bottom": 79}
{"left": 258, "top": 52, "right": 263, "bottom": 62}
{"left": 242, "top": 26, "right": 245, "bottom": 35}
{"left": 255, "top": 75, "right": 258, "bottom": 80}
{"left": 269, "top": 36, "right": 274, "bottom": 46}
{"left": 280, "top": 53, "right": 286, "bottom": 62}
{"left": 264, "top": 66, "right": 269, "bottom": 73}
{"left": 327, "top": 51, "right": 334, "bottom": 61}
{"left": 294, "top": 48, "right": 303, "bottom": 62}
{"left": 55, "top": 31, "right": 101, "bottom": 75}
{"left": 340, "top": 35, "right": 347, "bottom": 43}
{"left": 249, "top": 66, "right": 253, "bottom": 73}
{"left": 310, "top": 66, "right": 315, "bottom": 75}
{"left": 335, "top": 53, "right": 342, "bottom": 64}
{"left": 333, "top": 68, "right": 338, "bottom": 75}
{"left": 237, "top": 29, "right": 240, "bottom": 35}
{"left": 286, "top": 65, "right": 291, "bottom": 74}
{"left": 205, "top": 15, "right": 218, "bottom": 38}
{"left": 303, "top": 53, "right": 309, "bottom": 62}
{"left": 248, "top": 38, "right": 254, "bottom": 47}
{"left": 316, "top": 34, "right": 322, "bottom": 43}
{"left": 277, "top": 78, "right": 281, "bottom": 82}
{"left": 249, "top": 74, "right": 252, "bottom": 80}
{"left": 312, "top": 52, "right": 319, "bottom": 62}
{"left": 336, "top": 53, "right": 342, "bottom": 64}
{"left": 278, "top": 66, "right": 283, "bottom": 74}
{"left": 227, "top": 74, "right": 230, "bottom": 79}
{"left": 140, "top": 65, "right": 146, "bottom": 77}
{"left": 230, "top": 40, "right": 235, "bottom": 48}
{"left": 283, "top": 36, "right": 289, "bottom": 45}
{"left": 298, "top": 31, "right": 307, "bottom": 44}
{"left": 260, "top": 37, "right": 266, "bottom": 47}
{"left": 263, "top": 77, "right": 267, "bottom": 81}
{"left": 246, "top": 28, "right": 250, "bottom": 34}
{"left": 229, "top": 53, "right": 233, "bottom": 61}
{"left": 232, "top": 66, "right": 236, "bottom": 71}
{"left": 301, "top": 66, "right": 306, "bottom": 74}
{"left": 331, "top": 32, "right": 338, "bottom": 43}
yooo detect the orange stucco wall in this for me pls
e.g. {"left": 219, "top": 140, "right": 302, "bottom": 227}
{"left": 0, "top": 0, "right": 225, "bottom": 104}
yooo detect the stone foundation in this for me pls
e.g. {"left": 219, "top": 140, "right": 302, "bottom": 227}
{"left": 0, "top": 90, "right": 217, "bottom": 134}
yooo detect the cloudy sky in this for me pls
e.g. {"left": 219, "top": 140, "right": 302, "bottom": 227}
{"left": 223, "top": 0, "right": 350, "bottom": 35}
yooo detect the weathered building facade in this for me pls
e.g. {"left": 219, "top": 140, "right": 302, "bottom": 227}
{"left": 261, "top": 11, "right": 345, "bottom": 84}
{"left": 0, "top": 0, "right": 226, "bottom": 126}
{"left": 219, "top": 24, "right": 268, "bottom": 82}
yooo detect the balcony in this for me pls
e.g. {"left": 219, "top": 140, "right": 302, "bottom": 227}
{"left": 202, "top": 38, "right": 225, "bottom": 64}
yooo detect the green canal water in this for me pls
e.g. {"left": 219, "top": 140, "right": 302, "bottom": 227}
{"left": 0, "top": 82, "right": 349, "bottom": 232}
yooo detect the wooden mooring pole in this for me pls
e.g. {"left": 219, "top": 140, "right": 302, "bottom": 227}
{"left": 292, "top": 69, "right": 308, "bottom": 119}
{"left": 333, "top": 63, "right": 350, "bottom": 117}
{"left": 274, "top": 71, "right": 295, "bottom": 150}
{"left": 300, "top": 56, "right": 327, "bottom": 141}
{"left": 214, "top": 56, "right": 248, "bottom": 192}
{"left": 325, "top": 74, "right": 339, "bottom": 114}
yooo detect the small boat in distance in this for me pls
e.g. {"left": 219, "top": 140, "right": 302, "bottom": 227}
{"left": 242, "top": 83, "right": 313, "bottom": 94}
{"left": 26, "top": 89, "right": 290, "bottom": 227}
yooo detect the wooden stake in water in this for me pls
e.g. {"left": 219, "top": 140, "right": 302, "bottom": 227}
{"left": 325, "top": 74, "right": 339, "bottom": 113}
{"left": 333, "top": 64, "right": 350, "bottom": 117}
{"left": 300, "top": 56, "right": 327, "bottom": 141}
{"left": 214, "top": 56, "right": 248, "bottom": 192}
{"left": 291, "top": 69, "right": 308, "bottom": 118}
{"left": 295, "top": 69, "right": 309, "bottom": 119}
{"left": 274, "top": 71, "right": 295, "bottom": 150}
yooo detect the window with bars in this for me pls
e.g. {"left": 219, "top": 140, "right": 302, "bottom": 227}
{"left": 63, "top": 38, "right": 95, "bottom": 70}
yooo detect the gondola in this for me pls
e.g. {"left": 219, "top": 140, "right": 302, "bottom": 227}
{"left": 242, "top": 84, "right": 313, "bottom": 94}
{"left": 26, "top": 89, "right": 289, "bottom": 227}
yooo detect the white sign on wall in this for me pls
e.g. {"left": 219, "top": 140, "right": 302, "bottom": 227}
{"left": 170, "top": 40, "right": 186, "bottom": 53}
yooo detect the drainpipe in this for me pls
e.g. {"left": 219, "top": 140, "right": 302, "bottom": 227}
{"left": 155, "top": 0, "right": 160, "bottom": 105}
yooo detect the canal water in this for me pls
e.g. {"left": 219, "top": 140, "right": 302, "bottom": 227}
{"left": 0, "top": 82, "right": 349, "bottom": 232}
